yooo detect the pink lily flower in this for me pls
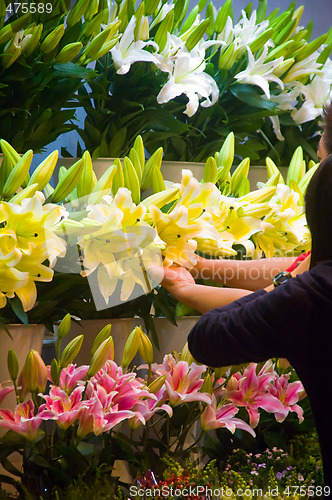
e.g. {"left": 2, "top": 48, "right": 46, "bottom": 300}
{"left": 151, "top": 354, "right": 212, "bottom": 406}
{"left": 0, "top": 383, "right": 14, "bottom": 405}
{"left": 77, "top": 397, "right": 107, "bottom": 438}
{"left": 88, "top": 360, "right": 151, "bottom": 412}
{"left": 58, "top": 364, "right": 89, "bottom": 394}
{"left": 268, "top": 374, "right": 305, "bottom": 423}
{"left": 201, "top": 395, "right": 256, "bottom": 437}
{"left": 128, "top": 387, "right": 173, "bottom": 430}
{"left": 0, "top": 400, "right": 51, "bottom": 440}
{"left": 223, "top": 362, "right": 284, "bottom": 428}
{"left": 86, "top": 382, "right": 135, "bottom": 432}
{"left": 39, "top": 386, "right": 86, "bottom": 430}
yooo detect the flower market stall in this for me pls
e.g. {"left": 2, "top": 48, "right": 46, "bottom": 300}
{"left": 0, "top": 0, "right": 331, "bottom": 497}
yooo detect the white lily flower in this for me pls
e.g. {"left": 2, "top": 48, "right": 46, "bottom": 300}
{"left": 111, "top": 16, "right": 159, "bottom": 75}
{"left": 291, "top": 75, "right": 332, "bottom": 124}
{"left": 235, "top": 45, "right": 284, "bottom": 99}
{"left": 218, "top": 16, "right": 235, "bottom": 46}
{"left": 233, "top": 10, "right": 270, "bottom": 52}
{"left": 156, "top": 51, "right": 219, "bottom": 116}
{"left": 283, "top": 52, "right": 323, "bottom": 83}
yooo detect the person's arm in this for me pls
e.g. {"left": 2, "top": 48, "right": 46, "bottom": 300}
{"left": 192, "top": 256, "right": 301, "bottom": 290}
{"left": 160, "top": 256, "right": 310, "bottom": 313}
{"left": 187, "top": 271, "right": 316, "bottom": 368}
{"left": 160, "top": 266, "right": 253, "bottom": 313}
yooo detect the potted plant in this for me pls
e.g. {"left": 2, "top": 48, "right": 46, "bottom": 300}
{"left": 0, "top": 0, "right": 121, "bottom": 153}
{"left": 0, "top": 318, "right": 307, "bottom": 498}
{"left": 72, "top": 0, "right": 332, "bottom": 167}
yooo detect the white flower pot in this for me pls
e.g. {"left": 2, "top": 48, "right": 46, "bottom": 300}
{"left": 56, "top": 156, "right": 288, "bottom": 188}
{"left": 151, "top": 316, "right": 200, "bottom": 363}
{"left": 0, "top": 324, "right": 45, "bottom": 388}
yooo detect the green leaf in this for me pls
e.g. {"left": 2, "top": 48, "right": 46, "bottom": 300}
{"left": 53, "top": 62, "right": 96, "bottom": 79}
{"left": 9, "top": 297, "right": 28, "bottom": 325}
{"left": 230, "top": 84, "right": 277, "bottom": 111}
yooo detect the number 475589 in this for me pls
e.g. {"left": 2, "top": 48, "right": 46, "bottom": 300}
{"left": 6, "top": 3, "right": 53, "bottom": 14}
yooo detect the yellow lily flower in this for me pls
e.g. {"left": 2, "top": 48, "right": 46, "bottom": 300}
{"left": 149, "top": 204, "right": 202, "bottom": 267}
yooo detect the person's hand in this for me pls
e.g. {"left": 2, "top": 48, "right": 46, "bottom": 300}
{"left": 189, "top": 255, "right": 211, "bottom": 280}
{"left": 159, "top": 265, "right": 196, "bottom": 300}
{"left": 291, "top": 254, "right": 311, "bottom": 277}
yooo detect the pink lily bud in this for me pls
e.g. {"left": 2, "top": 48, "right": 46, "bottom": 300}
{"left": 22, "top": 350, "right": 47, "bottom": 394}
{"left": 88, "top": 337, "right": 114, "bottom": 377}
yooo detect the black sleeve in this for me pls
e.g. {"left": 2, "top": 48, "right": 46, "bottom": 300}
{"left": 187, "top": 272, "right": 318, "bottom": 368}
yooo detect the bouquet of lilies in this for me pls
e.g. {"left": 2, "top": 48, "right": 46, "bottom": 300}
{"left": 0, "top": 316, "right": 305, "bottom": 497}
{"left": 74, "top": 0, "right": 332, "bottom": 165}
{"left": 0, "top": 132, "right": 315, "bottom": 324}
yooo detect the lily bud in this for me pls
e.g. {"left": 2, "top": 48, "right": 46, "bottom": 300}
{"left": 84, "top": 0, "right": 99, "bottom": 21}
{"left": 66, "top": 0, "right": 88, "bottom": 27}
{"left": 50, "top": 358, "right": 60, "bottom": 386}
{"left": 272, "top": 58, "right": 295, "bottom": 78}
{"left": 22, "top": 350, "right": 47, "bottom": 394}
{"left": 155, "top": 10, "right": 174, "bottom": 53}
{"left": 138, "top": 328, "right": 153, "bottom": 365}
{"left": 201, "top": 373, "right": 213, "bottom": 394}
{"left": 40, "top": 25, "right": 65, "bottom": 55}
{"left": 148, "top": 375, "right": 166, "bottom": 394}
{"left": 23, "top": 24, "right": 43, "bottom": 57}
{"left": 214, "top": 0, "right": 232, "bottom": 34}
{"left": 239, "top": 186, "right": 276, "bottom": 203}
{"left": 141, "top": 147, "right": 163, "bottom": 191}
{"left": 214, "top": 366, "right": 230, "bottom": 379}
{"left": 82, "top": 9, "right": 109, "bottom": 38}
{"left": 249, "top": 28, "right": 274, "bottom": 53}
{"left": 60, "top": 335, "right": 84, "bottom": 368}
{"left": 179, "top": 343, "right": 195, "bottom": 364}
{"left": 57, "top": 313, "right": 72, "bottom": 340}
{"left": 185, "top": 19, "right": 210, "bottom": 52}
{"left": 91, "top": 324, "right": 112, "bottom": 357}
{"left": 7, "top": 349, "right": 19, "bottom": 382}
{"left": 122, "top": 327, "right": 141, "bottom": 368}
{"left": 230, "top": 158, "right": 250, "bottom": 196}
{"left": 0, "top": 13, "right": 30, "bottom": 45}
{"left": 55, "top": 42, "right": 83, "bottom": 63}
{"left": 80, "top": 21, "right": 121, "bottom": 61}
{"left": 137, "top": 16, "right": 149, "bottom": 41}
{"left": 88, "top": 337, "right": 114, "bottom": 377}
{"left": 203, "top": 156, "right": 217, "bottom": 184}
{"left": 216, "top": 132, "right": 234, "bottom": 176}
{"left": 218, "top": 40, "right": 241, "bottom": 70}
